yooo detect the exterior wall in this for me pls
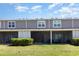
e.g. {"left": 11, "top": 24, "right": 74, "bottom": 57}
{"left": 2, "top": 21, "right": 27, "bottom": 29}
{"left": 50, "top": 20, "right": 53, "bottom": 28}
{"left": 2, "top": 21, "right": 7, "bottom": 29}
{"left": 73, "top": 20, "right": 79, "bottom": 28}
{"left": 0, "top": 21, "right": 1, "bottom": 28}
{"left": 52, "top": 31, "right": 72, "bottom": 43}
{"left": 31, "top": 31, "right": 50, "bottom": 43}
{"left": 1, "top": 19, "right": 79, "bottom": 29}
{"left": 0, "top": 31, "right": 18, "bottom": 43}
{"left": 18, "top": 31, "right": 31, "bottom": 38}
{"left": 62, "top": 20, "right": 72, "bottom": 28}
{"left": 46, "top": 20, "right": 50, "bottom": 29}
{"left": 27, "top": 20, "right": 50, "bottom": 29}
{"left": 27, "top": 20, "right": 37, "bottom": 29}
{"left": 1, "top": 21, "right": 4, "bottom": 28}
{"left": 16, "top": 21, "right": 26, "bottom": 29}
{"left": 72, "top": 30, "right": 79, "bottom": 38}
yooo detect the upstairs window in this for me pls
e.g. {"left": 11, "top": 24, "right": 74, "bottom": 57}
{"left": 53, "top": 20, "right": 61, "bottom": 28}
{"left": 8, "top": 21, "right": 16, "bottom": 28}
{"left": 37, "top": 21, "right": 46, "bottom": 28}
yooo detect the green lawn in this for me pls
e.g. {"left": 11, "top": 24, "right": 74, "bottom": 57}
{"left": 0, "top": 44, "right": 79, "bottom": 56}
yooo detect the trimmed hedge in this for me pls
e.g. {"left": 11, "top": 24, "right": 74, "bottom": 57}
{"left": 11, "top": 38, "right": 33, "bottom": 46}
{"left": 71, "top": 38, "right": 79, "bottom": 45}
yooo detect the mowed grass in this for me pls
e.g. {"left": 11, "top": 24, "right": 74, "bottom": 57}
{"left": 0, "top": 44, "right": 79, "bottom": 56}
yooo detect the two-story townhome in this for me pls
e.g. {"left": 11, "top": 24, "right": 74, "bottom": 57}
{"left": 0, "top": 19, "right": 79, "bottom": 44}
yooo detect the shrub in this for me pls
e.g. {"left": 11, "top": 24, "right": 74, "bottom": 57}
{"left": 71, "top": 38, "right": 79, "bottom": 45}
{"left": 11, "top": 38, "right": 33, "bottom": 46}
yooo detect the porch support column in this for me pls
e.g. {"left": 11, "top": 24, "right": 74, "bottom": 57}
{"left": 50, "top": 31, "right": 52, "bottom": 44}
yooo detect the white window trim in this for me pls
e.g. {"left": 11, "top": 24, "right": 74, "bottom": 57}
{"left": 8, "top": 21, "right": 16, "bottom": 28}
{"left": 37, "top": 21, "right": 46, "bottom": 28}
{"left": 53, "top": 20, "right": 62, "bottom": 28}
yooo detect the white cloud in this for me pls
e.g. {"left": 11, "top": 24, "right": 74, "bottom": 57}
{"left": 53, "top": 3, "right": 75, "bottom": 14}
{"left": 15, "top": 6, "right": 29, "bottom": 12}
{"left": 68, "top": 3, "right": 75, "bottom": 7}
{"left": 52, "top": 3, "right": 79, "bottom": 19}
{"left": 31, "top": 5, "right": 42, "bottom": 11}
{"left": 56, "top": 7, "right": 79, "bottom": 18}
{"left": 70, "top": 8, "right": 79, "bottom": 12}
{"left": 58, "top": 7, "right": 72, "bottom": 14}
{"left": 58, "top": 3, "right": 77, "bottom": 14}
{"left": 59, "top": 7, "right": 79, "bottom": 14}
{"left": 48, "top": 3, "right": 59, "bottom": 10}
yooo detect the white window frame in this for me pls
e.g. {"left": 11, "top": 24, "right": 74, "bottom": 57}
{"left": 53, "top": 20, "right": 62, "bottom": 28}
{"left": 8, "top": 21, "right": 16, "bottom": 28}
{"left": 37, "top": 21, "right": 46, "bottom": 28}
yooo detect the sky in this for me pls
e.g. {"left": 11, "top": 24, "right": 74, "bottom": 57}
{"left": 0, "top": 3, "right": 79, "bottom": 19}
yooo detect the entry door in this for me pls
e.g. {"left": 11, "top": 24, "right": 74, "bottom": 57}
{"left": 53, "top": 32, "right": 62, "bottom": 43}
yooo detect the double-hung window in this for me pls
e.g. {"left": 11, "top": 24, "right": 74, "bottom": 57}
{"left": 37, "top": 21, "right": 46, "bottom": 28}
{"left": 8, "top": 21, "right": 16, "bottom": 28}
{"left": 53, "top": 20, "right": 61, "bottom": 28}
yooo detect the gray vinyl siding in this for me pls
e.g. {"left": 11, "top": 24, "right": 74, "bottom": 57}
{"left": 1, "top": 19, "right": 79, "bottom": 29}
{"left": 27, "top": 20, "right": 50, "bottom": 29}
{"left": 1, "top": 20, "right": 26, "bottom": 29}
{"left": 62, "top": 20, "right": 72, "bottom": 29}
{"left": 50, "top": 20, "right": 53, "bottom": 28}
{"left": 46, "top": 20, "right": 50, "bottom": 29}
{"left": 73, "top": 20, "right": 79, "bottom": 28}
{"left": 2, "top": 21, "right": 8, "bottom": 29}
{"left": 1, "top": 21, "right": 5, "bottom": 28}
{"left": 27, "top": 20, "right": 37, "bottom": 29}
{"left": 16, "top": 21, "right": 26, "bottom": 29}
